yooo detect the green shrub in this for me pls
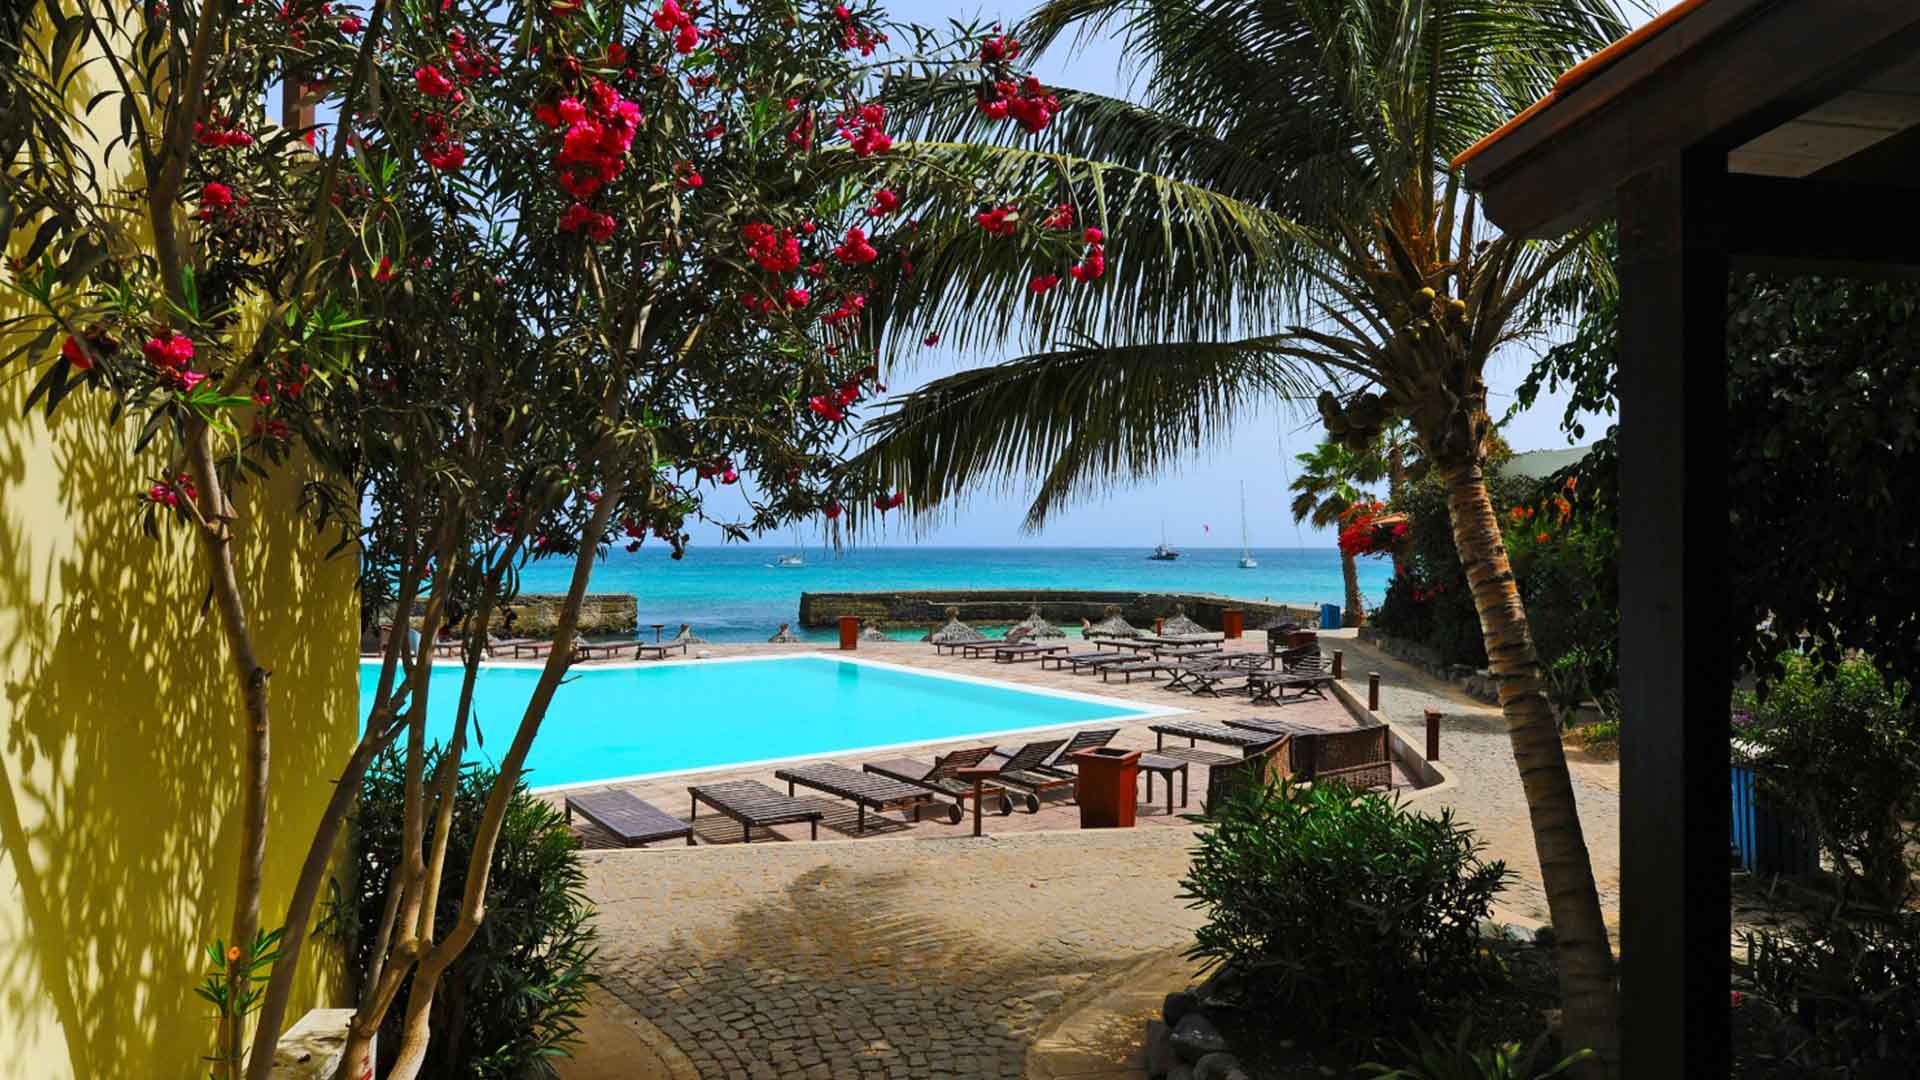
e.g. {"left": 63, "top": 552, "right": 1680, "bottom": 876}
{"left": 1181, "top": 778, "right": 1510, "bottom": 1037}
{"left": 350, "top": 748, "right": 599, "bottom": 1079}
{"left": 1359, "top": 1021, "right": 1590, "bottom": 1080}
{"left": 1738, "top": 652, "right": 1920, "bottom": 909}
{"left": 1741, "top": 914, "right": 1920, "bottom": 1073}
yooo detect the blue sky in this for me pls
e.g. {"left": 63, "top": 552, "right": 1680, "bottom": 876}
{"left": 694, "top": 0, "right": 1649, "bottom": 550}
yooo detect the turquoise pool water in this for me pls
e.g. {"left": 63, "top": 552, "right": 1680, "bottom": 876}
{"left": 360, "top": 655, "right": 1168, "bottom": 789}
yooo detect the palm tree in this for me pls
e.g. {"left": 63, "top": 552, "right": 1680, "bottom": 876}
{"left": 856, "top": 2, "right": 1633, "bottom": 1071}
{"left": 1289, "top": 440, "right": 1385, "bottom": 626}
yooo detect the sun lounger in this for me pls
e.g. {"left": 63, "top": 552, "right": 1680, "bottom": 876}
{"left": 993, "top": 643, "right": 1069, "bottom": 663}
{"left": 774, "top": 763, "right": 959, "bottom": 832}
{"left": 958, "top": 641, "right": 1010, "bottom": 659}
{"left": 486, "top": 636, "right": 542, "bottom": 657}
{"left": 1153, "top": 643, "right": 1224, "bottom": 659}
{"left": 863, "top": 746, "right": 1013, "bottom": 815}
{"left": 1150, "top": 720, "right": 1282, "bottom": 753}
{"left": 564, "top": 790, "right": 694, "bottom": 847}
{"left": 1168, "top": 664, "right": 1254, "bottom": 697}
{"left": 1248, "top": 669, "right": 1335, "bottom": 704}
{"left": 687, "top": 780, "right": 824, "bottom": 843}
{"left": 575, "top": 639, "right": 639, "bottom": 661}
{"left": 1041, "top": 651, "right": 1133, "bottom": 673}
{"left": 1101, "top": 659, "right": 1179, "bottom": 683}
{"left": 634, "top": 640, "right": 690, "bottom": 660}
{"left": 975, "top": 738, "right": 1071, "bottom": 812}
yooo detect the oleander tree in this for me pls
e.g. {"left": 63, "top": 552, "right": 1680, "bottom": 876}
{"left": 1288, "top": 438, "right": 1386, "bottom": 626}
{"left": 847, "top": 2, "right": 1634, "bottom": 1073}
{"left": 3, "top": 0, "right": 1066, "bottom": 1076}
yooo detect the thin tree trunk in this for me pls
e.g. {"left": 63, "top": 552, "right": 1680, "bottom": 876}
{"left": 1441, "top": 462, "right": 1618, "bottom": 1077}
{"left": 1341, "top": 551, "right": 1364, "bottom": 627}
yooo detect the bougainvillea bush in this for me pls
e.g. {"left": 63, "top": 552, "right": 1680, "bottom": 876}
{"left": 4, "top": 0, "right": 1072, "bottom": 1076}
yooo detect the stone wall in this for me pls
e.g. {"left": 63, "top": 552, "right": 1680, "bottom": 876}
{"left": 798, "top": 589, "right": 1318, "bottom": 631}
{"left": 400, "top": 593, "right": 638, "bottom": 637}
{"left": 1357, "top": 626, "right": 1501, "bottom": 704}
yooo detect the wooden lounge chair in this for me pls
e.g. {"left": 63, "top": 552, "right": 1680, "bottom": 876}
{"left": 564, "top": 790, "right": 694, "bottom": 847}
{"left": 863, "top": 746, "right": 1014, "bottom": 816}
{"left": 993, "top": 643, "right": 1068, "bottom": 663}
{"left": 687, "top": 780, "right": 824, "bottom": 843}
{"left": 634, "top": 640, "right": 690, "bottom": 661}
{"left": 774, "top": 763, "right": 961, "bottom": 832}
{"left": 1153, "top": 643, "right": 1224, "bottom": 660}
{"left": 486, "top": 636, "right": 543, "bottom": 658}
{"left": 1101, "top": 659, "right": 1179, "bottom": 683}
{"left": 1223, "top": 719, "right": 1395, "bottom": 790}
{"left": 957, "top": 641, "right": 1009, "bottom": 659}
{"left": 575, "top": 638, "right": 639, "bottom": 661}
{"left": 1248, "top": 668, "right": 1335, "bottom": 704}
{"left": 1150, "top": 720, "right": 1282, "bottom": 754}
{"left": 978, "top": 737, "right": 1075, "bottom": 812}
{"left": 1041, "top": 650, "right": 1132, "bottom": 673}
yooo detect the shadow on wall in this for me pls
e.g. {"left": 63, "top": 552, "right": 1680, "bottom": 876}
{"left": 0, "top": 342, "right": 358, "bottom": 1068}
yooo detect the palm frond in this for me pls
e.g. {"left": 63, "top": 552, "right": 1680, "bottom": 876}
{"left": 852, "top": 334, "right": 1337, "bottom": 530}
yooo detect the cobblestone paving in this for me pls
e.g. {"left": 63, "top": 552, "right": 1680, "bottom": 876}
{"left": 576, "top": 829, "right": 1203, "bottom": 1079}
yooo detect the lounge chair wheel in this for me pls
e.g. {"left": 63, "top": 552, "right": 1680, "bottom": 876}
{"left": 1022, "top": 793, "right": 1041, "bottom": 814}
{"left": 944, "top": 803, "right": 964, "bottom": 825}
{"left": 996, "top": 794, "right": 1013, "bottom": 816}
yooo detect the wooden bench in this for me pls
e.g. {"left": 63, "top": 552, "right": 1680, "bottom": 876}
{"left": 688, "top": 780, "right": 823, "bottom": 843}
{"left": 564, "top": 790, "right": 694, "bottom": 847}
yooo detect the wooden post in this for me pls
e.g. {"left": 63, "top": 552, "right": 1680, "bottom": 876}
{"left": 1332, "top": 650, "right": 1344, "bottom": 679}
{"left": 1424, "top": 709, "right": 1441, "bottom": 762}
{"left": 956, "top": 766, "right": 998, "bottom": 838}
{"left": 1616, "top": 151, "right": 1731, "bottom": 1077}
{"left": 1366, "top": 672, "right": 1380, "bottom": 711}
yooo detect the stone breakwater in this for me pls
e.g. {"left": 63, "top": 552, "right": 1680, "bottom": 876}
{"left": 397, "top": 593, "right": 639, "bottom": 637}
{"left": 798, "top": 588, "right": 1316, "bottom": 631}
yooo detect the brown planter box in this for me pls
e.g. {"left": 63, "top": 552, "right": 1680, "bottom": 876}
{"left": 1072, "top": 747, "right": 1142, "bottom": 829}
{"left": 1285, "top": 629, "right": 1319, "bottom": 649}
{"left": 1222, "top": 609, "right": 1244, "bottom": 639}
{"left": 838, "top": 616, "right": 859, "bottom": 650}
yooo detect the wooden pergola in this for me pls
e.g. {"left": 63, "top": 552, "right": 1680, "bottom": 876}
{"left": 1456, "top": 1, "right": 1920, "bottom": 1074}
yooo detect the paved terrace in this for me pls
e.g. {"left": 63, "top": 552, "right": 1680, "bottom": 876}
{"left": 542, "top": 632, "right": 1620, "bottom": 1079}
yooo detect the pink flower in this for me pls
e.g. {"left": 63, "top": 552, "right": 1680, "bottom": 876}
{"left": 373, "top": 255, "right": 394, "bottom": 282}
{"left": 833, "top": 227, "right": 878, "bottom": 266}
{"left": 824, "top": 502, "right": 842, "bottom": 520}
{"left": 1083, "top": 226, "right": 1103, "bottom": 244}
{"left": 61, "top": 335, "right": 93, "bottom": 370}
{"left": 1042, "top": 203, "right": 1073, "bottom": 230}
{"left": 784, "top": 287, "right": 810, "bottom": 307}
{"left": 339, "top": 14, "right": 362, "bottom": 33}
{"left": 922, "top": 332, "right": 940, "bottom": 347}
{"left": 178, "top": 369, "right": 209, "bottom": 392}
{"left": 975, "top": 206, "right": 1017, "bottom": 237}
{"left": 424, "top": 141, "right": 466, "bottom": 171}
{"left": 721, "top": 467, "right": 738, "bottom": 485}
{"left": 808, "top": 395, "right": 846, "bottom": 422}
{"left": 143, "top": 333, "right": 194, "bottom": 369}
{"left": 867, "top": 188, "right": 900, "bottom": 216}
{"left": 560, "top": 202, "right": 617, "bottom": 242}
{"left": 1028, "top": 273, "right": 1060, "bottom": 294}
{"left": 414, "top": 65, "right": 455, "bottom": 97}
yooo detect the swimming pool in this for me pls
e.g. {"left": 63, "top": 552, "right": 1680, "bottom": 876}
{"left": 358, "top": 654, "right": 1179, "bottom": 790}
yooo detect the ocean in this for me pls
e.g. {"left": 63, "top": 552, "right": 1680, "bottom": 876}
{"left": 512, "top": 545, "right": 1393, "bottom": 643}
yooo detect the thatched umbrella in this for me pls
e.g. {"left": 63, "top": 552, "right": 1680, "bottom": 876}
{"left": 670, "top": 623, "right": 708, "bottom": 645}
{"left": 859, "top": 620, "right": 891, "bottom": 643}
{"left": 1160, "top": 605, "right": 1211, "bottom": 638}
{"left": 1258, "top": 615, "right": 1306, "bottom": 633}
{"left": 925, "top": 606, "right": 987, "bottom": 644}
{"left": 768, "top": 622, "right": 804, "bottom": 643}
{"left": 1084, "top": 604, "right": 1141, "bottom": 639}
{"left": 1009, "top": 605, "right": 1065, "bottom": 640}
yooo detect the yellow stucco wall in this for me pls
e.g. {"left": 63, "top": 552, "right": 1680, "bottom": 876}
{"left": 0, "top": 21, "right": 360, "bottom": 1077}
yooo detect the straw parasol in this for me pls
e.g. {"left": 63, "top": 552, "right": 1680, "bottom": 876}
{"left": 670, "top": 623, "right": 708, "bottom": 645}
{"left": 1160, "top": 605, "right": 1210, "bottom": 638}
{"left": 768, "top": 622, "right": 803, "bottom": 643}
{"left": 925, "top": 606, "right": 987, "bottom": 644}
{"left": 1084, "top": 604, "right": 1141, "bottom": 639}
{"left": 1009, "top": 605, "right": 1066, "bottom": 640}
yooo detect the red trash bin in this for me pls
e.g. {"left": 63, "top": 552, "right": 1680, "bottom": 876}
{"left": 1222, "top": 609, "right": 1244, "bottom": 639}
{"left": 1072, "top": 747, "right": 1142, "bottom": 829}
{"left": 838, "top": 616, "right": 860, "bottom": 650}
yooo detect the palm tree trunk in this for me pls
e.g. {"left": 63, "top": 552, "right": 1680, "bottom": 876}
{"left": 1441, "top": 462, "right": 1618, "bottom": 1076}
{"left": 1341, "top": 551, "right": 1364, "bottom": 627}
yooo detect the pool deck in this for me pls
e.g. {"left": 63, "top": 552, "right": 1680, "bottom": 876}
{"left": 541, "top": 634, "right": 1403, "bottom": 846}
{"left": 548, "top": 631, "right": 1621, "bottom": 1080}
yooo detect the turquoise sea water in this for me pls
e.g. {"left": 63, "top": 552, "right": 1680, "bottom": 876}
{"left": 362, "top": 655, "right": 1163, "bottom": 788}
{"left": 512, "top": 545, "right": 1392, "bottom": 642}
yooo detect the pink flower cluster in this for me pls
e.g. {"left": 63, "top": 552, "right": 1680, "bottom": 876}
{"left": 197, "top": 181, "right": 235, "bottom": 221}
{"left": 980, "top": 75, "right": 1060, "bottom": 133}
{"left": 866, "top": 189, "right": 900, "bottom": 216}
{"left": 542, "top": 81, "right": 643, "bottom": 199}
{"left": 652, "top": 0, "right": 699, "bottom": 54}
{"left": 194, "top": 121, "right": 254, "bottom": 148}
{"left": 560, "top": 201, "right": 617, "bottom": 242}
{"left": 148, "top": 473, "right": 198, "bottom": 509}
{"left": 831, "top": 4, "right": 884, "bottom": 55}
{"left": 872, "top": 491, "right": 906, "bottom": 511}
{"left": 836, "top": 103, "right": 892, "bottom": 157}
{"left": 832, "top": 226, "right": 878, "bottom": 265}
{"left": 975, "top": 206, "right": 1017, "bottom": 237}
{"left": 1068, "top": 226, "right": 1106, "bottom": 282}
{"left": 144, "top": 332, "right": 209, "bottom": 391}
{"left": 743, "top": 222, "right": 803, "bottom": 273}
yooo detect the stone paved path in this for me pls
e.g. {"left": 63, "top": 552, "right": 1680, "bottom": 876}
{"left": 1329, "top": 631, "right": 1622, "bottom": 932}
{"left": 568, "top": 829, "right": 1203, "bottom": 1080}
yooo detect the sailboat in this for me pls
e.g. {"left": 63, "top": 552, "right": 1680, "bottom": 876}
{"left": 771, "top": 527, "right": 806, "bottom": 568}
{"left": 1238, "top": 482, "right": 1259, "bottom": 569}
{"left": 1148, "top": 521, "right": 1180, "bottom": 561}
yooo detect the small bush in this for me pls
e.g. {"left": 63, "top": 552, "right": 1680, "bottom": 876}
{"left": 1180, "top": 778, "right": 1510, "bottom": 1037}
{"left": 1741, "top": 914, "right": 1920, "bottom": 1074}
{"left": 1738, "top": 652, "right": 1920, "bottom": 909}
{"left": 350, "top": 748, "right": 599, "bottom": 1079}
{"left": 1360, "top": 1021, "right": 1590, "bottom": 1080}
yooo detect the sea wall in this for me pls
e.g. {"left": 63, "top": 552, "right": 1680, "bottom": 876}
{"left": 798, "top": 589, "right": 1318, "bottom": 630}
{"left": 399, "top": 593, "right": 638, "bottom": 637}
